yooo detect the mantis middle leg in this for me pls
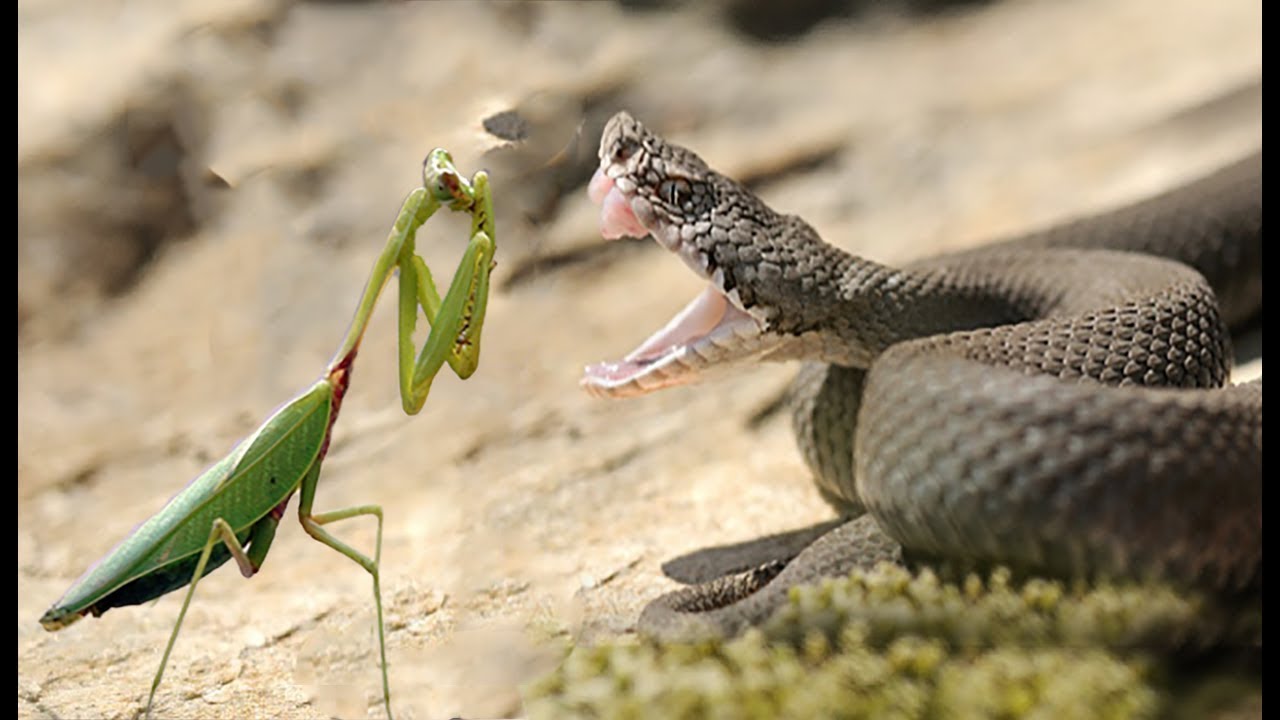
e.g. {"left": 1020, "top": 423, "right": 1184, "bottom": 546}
{"left": 147, "top": 514, "right": 281, "bottom": 717}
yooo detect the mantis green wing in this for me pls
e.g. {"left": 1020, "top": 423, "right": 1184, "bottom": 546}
{"left": 39, "top": 379, "right": 333, "bottom": 630}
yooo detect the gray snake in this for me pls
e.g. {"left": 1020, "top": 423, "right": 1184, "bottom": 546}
{"left": 581, "top": 112, "right": 1261, "bottom": 639}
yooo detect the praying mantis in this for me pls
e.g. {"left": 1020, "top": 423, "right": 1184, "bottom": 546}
{"left": 38, "top": 149, "right": 496, "bottom": 719}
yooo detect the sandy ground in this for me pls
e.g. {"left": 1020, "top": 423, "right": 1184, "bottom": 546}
{"left": 18, "top": 1, "right": 1260, "bottom": 718}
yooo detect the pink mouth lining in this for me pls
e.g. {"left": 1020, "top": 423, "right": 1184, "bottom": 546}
{"left": 590, "top": 169, "right": 648, "bottom": 240}
{"left": 587, "top": 167, "right": 613, "bottom": 203}
{"left": 582, "top": 285, "right": 732, "bottom": 384}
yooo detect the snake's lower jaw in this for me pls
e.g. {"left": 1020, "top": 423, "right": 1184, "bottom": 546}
{"left": 580, "top": 362, "right": 698, "bottom": 398}
{"left": 581, "top": 284, "right": 771, "bottom": 398}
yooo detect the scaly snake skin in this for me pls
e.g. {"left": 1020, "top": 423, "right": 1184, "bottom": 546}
{"left": 581, "top": 112, "right": 1261, "bottom": 639}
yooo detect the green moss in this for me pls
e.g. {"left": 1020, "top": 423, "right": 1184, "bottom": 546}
{"left": 525, "top": 566, "right": 1260, "bottom": 719}
{"left": 764, "top": 566, "right": 1228, "bottom": 650}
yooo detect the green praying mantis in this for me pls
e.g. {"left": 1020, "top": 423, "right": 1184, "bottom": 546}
{"left": 38, "top": 149, "right": 496, "bottom": 719}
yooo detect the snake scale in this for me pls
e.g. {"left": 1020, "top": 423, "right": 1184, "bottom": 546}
{"left": 581, "top": 112, "right": 1261, "bottom": 639}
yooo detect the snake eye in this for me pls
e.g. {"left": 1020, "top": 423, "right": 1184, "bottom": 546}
{"left": 659, "top": 178, "right": 692, "bottom": 208}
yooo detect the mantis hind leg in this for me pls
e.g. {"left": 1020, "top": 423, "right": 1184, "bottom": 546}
{"left": 147, "top": 513, "right": 280, "bottom": 718}
{"left": 296, "top": 462, "right": 392, "bottom": 718}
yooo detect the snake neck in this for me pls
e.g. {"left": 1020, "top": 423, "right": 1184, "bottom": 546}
{"left": 737, "top": 215, "right": 1027, "bottom": 367}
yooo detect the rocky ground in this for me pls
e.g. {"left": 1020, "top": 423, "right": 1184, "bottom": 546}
{"left": 18, "top": 1, "right": 1260, "bottom": 718}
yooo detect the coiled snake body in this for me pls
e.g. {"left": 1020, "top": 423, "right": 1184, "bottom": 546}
{"left": 581, "top": 112, "right": 1261, "bottom": 638}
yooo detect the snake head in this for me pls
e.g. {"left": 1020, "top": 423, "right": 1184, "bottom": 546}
{"left": 590, "top": 112, "right": 717, "bottom": 244}
{"left": 582, "top": 112, "right": 819, "bottom": 398}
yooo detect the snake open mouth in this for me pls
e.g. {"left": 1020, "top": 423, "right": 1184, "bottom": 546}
{"left": 581, "top": 168, "right": 767, "bottom": 398}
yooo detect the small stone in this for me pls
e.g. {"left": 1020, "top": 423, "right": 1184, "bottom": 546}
{"left": 18, "top": 679, "right": 41, "bottom": 702}
{"left": 242, "top": 627, "right": 267, "bottom": 649}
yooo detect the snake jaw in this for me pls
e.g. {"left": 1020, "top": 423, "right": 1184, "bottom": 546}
{"left": 582, "top": 284, "right": 764, "bottom": 397}
{"left": 582, "top": 162, "right": 785, "bottom": 398}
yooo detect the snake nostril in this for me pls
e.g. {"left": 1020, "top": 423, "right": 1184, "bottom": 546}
{"left": 614, "top": 138, "right": 640, "bottom": 164}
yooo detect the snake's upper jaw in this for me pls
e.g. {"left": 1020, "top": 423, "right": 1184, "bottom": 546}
{"left": 582, "top": 167, "right": 782, "bottom": 398}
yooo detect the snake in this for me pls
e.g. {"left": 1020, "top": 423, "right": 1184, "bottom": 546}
{"left": 579, "top": 112, "right": 1262, "bottom": 639}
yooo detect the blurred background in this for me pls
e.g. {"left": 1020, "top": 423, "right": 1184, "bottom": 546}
{"left": 18, "top": 1, "right": 1260, "bottom": 717}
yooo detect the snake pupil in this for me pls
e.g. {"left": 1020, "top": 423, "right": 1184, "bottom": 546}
{"left": 660, "top": 178, "right": 691, "bottom": 208}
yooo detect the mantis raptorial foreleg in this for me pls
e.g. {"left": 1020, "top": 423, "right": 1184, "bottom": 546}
{"left": 341, "top": 152, "right": 496, "bottom": 416}
{"left": 43, "top": 148, "right": 497, "bottom": 720}
{"left": 397, "top": 222, "right": 495, "bottom": 412}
